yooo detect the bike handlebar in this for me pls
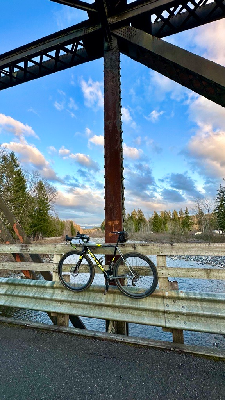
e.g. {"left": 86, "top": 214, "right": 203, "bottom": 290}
{"left": 65, "top": 233, "right": 89, "bottom": 242}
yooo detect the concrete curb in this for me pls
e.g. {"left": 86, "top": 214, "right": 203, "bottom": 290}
{"left": 0, "top": 316, "right": 224, "bottom": 361}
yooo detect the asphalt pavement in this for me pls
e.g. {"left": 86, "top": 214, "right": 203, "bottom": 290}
{"left": 0, "top": 321, "right": 224, "bottom": 400}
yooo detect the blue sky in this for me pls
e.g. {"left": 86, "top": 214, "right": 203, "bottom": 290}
{"left": 0, "top": 0, "right": 225, "bottom": 227}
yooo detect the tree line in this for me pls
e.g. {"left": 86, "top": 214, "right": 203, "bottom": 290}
{"left": 123, "top": 184, "right": 225, "bottom": 236}
{"left": 123, "top": 208, "right": 193, "bottom": 235}
{"left": 0, "top": 149, "right": 78, "bottom": 241}
{"left": 101, "top": 186, "right": 225, "bottom": 237}
{"left": 2, "top": 148, "right": 225, "bottom": 240}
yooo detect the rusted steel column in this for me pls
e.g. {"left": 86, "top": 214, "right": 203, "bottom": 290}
{"left": 104, "top": 38, "right": 124, "bottom": 244}
{"left": 104, "top": 39, "right": 127, "bottom": 335}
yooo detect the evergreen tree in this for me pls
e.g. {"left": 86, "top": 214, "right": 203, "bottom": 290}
{"left": 136, "top": 209, "right": 147, "bottom": 232}
{"left": 161, "top": 211, "right": 170, "bottom": 231}
{"left": 214, "top": 184, "right": 225, "bottom": 232}
{"left": 131, "top": 209, "right": 139, "bottom": 232}
{"left": 70, "top": 221, "right": 76, "bottom": 236}
{"left": 181, "top": 207, "right": 192, "bottom": 232}
{"left": 195, "top": 203, "right": 205, "bottom": 232}
{"left": 29, "top": 180, "right": 52, "bottom": 239}
{"left": 124, "top": 213, "right": 135, "bottom": 232}
{"left": 0, "top": 150, "right": 30, "bottom": 233}
{"left": 152, "top": 211, "right": 163, "bottom": 232}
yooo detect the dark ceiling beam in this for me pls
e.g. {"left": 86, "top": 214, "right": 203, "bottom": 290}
{"left": 109, "top": 0, "right": 225, "bottom": 33}
{"left": 0, "top": 21, "right": 103, "bottom": 90}
{"left": 0, "top": 0, "right": 224, "bottom": 69}
{"left": 0, "top": 47, "right": 103, "bottom": 89}
{"left": 114, "top": 26, "right": 225, "bottom": 107}
{"left": 152, "top": 0, "right": 225, "bottom": 37}
{"left": 109, "top": 0, "right": 176, "bottom": 23}
{"left": 50, "top": 0, "right": 97, "bottom": 13}
{"left": 0, "top": 21, "right": 101, "bottom": 66}
{"left": 1, "top": 0, "right": 225, "bottom": 91}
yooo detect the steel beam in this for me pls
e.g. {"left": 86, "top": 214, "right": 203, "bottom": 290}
{"left": 104, "top": 38, "right": 124, "bottom": 243}
{"left": 0, "top": 22, "right": 103, "bottom": 90}
{"left": 0, "top": 1, "right": 225, "bottom": 91}
{"left": 0, "top": 48, "right": 102, "bottom": 90}
{"left": 151, "top": 0, "right": 225, "bottom": 37}
{"left": 109, "top": 0, "right": 225, "bottom": 31}
{"left": 50, "top": 0, "right": 97, "bottom": 13}
{"left": 114, "top": 26, "right": 225, "bottom": 107}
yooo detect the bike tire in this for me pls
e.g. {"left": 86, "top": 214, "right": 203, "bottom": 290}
{"left": 58, "top": 250, "right": 95, "bottom": 292}
{"left": 113, "top": 252, "right": 158, "bottom": 299}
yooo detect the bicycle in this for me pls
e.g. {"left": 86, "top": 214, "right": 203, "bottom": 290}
{"left": 58, "top": 231, "right": 158, "bottom": 299}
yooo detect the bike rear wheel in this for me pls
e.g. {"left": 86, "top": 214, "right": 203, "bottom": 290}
{"left": 58, "top": 250, "right": 95, "bottom": 292}
{"left": 114, "top": 252, "right": 158, "bottom": 299}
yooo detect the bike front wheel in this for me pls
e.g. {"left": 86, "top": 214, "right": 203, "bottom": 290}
{"left": 114, "top": 252, "right": 158, "bottom": 299}
{"left": 58, "top": 250, "right": 95, "bottom": 292}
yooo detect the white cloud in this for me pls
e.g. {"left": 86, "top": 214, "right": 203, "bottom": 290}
{"left": 85, "top": 127, "right": 93, "bottom": 137}
{"left": 0, "top": 113, "right": 38, "bottom": 140}
{"left": 122, "top": 107, "right": 132, "bottom": 123}
{"left": 67, "top": 110, "right": 76, "bottom": 118}
{"left": 28, "top": 107, "right": 39, "bottom": 116}
{"left": 123, "top": 144, "right": 143, "bottom": 159}
{"left": 188, "top": 96, "right": 225, "bottom": 132}
{"left": 192, "top": 20, "right": 225, "bottom": 66}
{"left": 68, "top": 97, "right": 78, "bottom": 111}
{"left": 1, "top": 141, "right": 61, "bottom": 181}
{"left": 55, "top": 186, "right": 105, "bottom": 224}
{"left": 59, "top": 146, "right": 71, "bottom": 157}
{"left": 54, "top": 101, "right": 64, "bottom": 111}
{"left": 145, "top": 110, "right": 164, "bottom": 122}
{"left": 150, "top": 71, "right": 187, "bottom": 101}
{"left": 48, "top": 146, "right": 57, "bottom": 154}
{"left": 145, "top": 138, "right": 162, "bottom": 154}
{"left": 89, "top": 135, "right": 104, "bottom": 147}
{"left": 69, "top": 152, "right": 99, "bottom": 170}
{"left": 80, "top": 78, "right": 104, "bottom": 109}
{"left": 56, "top": 187, "right": 103, "bottom": 208}
{"left": 134, "top": 136, "right": 142, "bottom": 146}
{"left": 187, "top": 129, "right": 225, "bottom": 179}
{"left": 184, "top": 96, "right": 225, "bottom": 179}
{"left": 122, "top": 107, "right": 137, "bottom": 129}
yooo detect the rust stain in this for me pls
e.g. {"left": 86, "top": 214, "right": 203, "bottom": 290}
{"left": 15, "top": 254, "right": 21, "bottom": 262}
{"left": 13, "top": 223, "right": 24, "bottom": 243}
{"left": 22, "top": 270, "right": 33, "bottom": 279}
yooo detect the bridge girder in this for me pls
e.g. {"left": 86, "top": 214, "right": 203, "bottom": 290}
{"left": 115, "top": 26, "right": 225, "bottom": 107}
{"left": 1, "top": 0, "right": 225, "bottom": 96}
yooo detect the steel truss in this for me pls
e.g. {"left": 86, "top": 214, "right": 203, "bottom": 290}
{"left": 0, "top": 22, "right": 103, "bottom": 90}
{"left": 115, "top": 26, "right": 225, "bottom": 107}
{"left": 0, "top": 0, "right": 225, "bottom": 105}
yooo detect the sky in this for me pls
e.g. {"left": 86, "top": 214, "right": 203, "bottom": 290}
{"left": 0, "top": 0, "right": 225, "bottom": 228}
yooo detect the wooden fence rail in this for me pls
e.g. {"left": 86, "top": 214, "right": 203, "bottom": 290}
{"left": 0, "top": 242, "right": 225, "bottom": 346}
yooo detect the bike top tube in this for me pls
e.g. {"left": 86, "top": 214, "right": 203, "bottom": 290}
{"left": 66, "top": 231, "right": 124, "bottom": 248}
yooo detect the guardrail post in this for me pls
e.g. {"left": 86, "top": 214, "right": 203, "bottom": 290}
{"left": 106, "top": 320, "right": 129, "bottom": 335}
{"left": 52, "top": 254, "right": 86, "bottom": 330}
{"left": 51, "top": 254, "right": 69, "bottom": 327}
{"left": 157, "top": 255, "right": 184, "bottom": 344}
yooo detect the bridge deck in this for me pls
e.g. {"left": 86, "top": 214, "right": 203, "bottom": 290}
{"left": 0, "top": 320, "right": 224, "bottom": 400}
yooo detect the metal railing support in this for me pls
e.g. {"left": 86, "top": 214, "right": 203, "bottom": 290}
{"left": 157, "top": 255, "right": 184, "bottom": 344}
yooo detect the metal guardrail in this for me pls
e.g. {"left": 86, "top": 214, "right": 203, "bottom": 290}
{"left": 0, "top": 278, "right": 225, "bottom": 335}
{"left": 0, "top": 242, "right": 225, "bottom": 345}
